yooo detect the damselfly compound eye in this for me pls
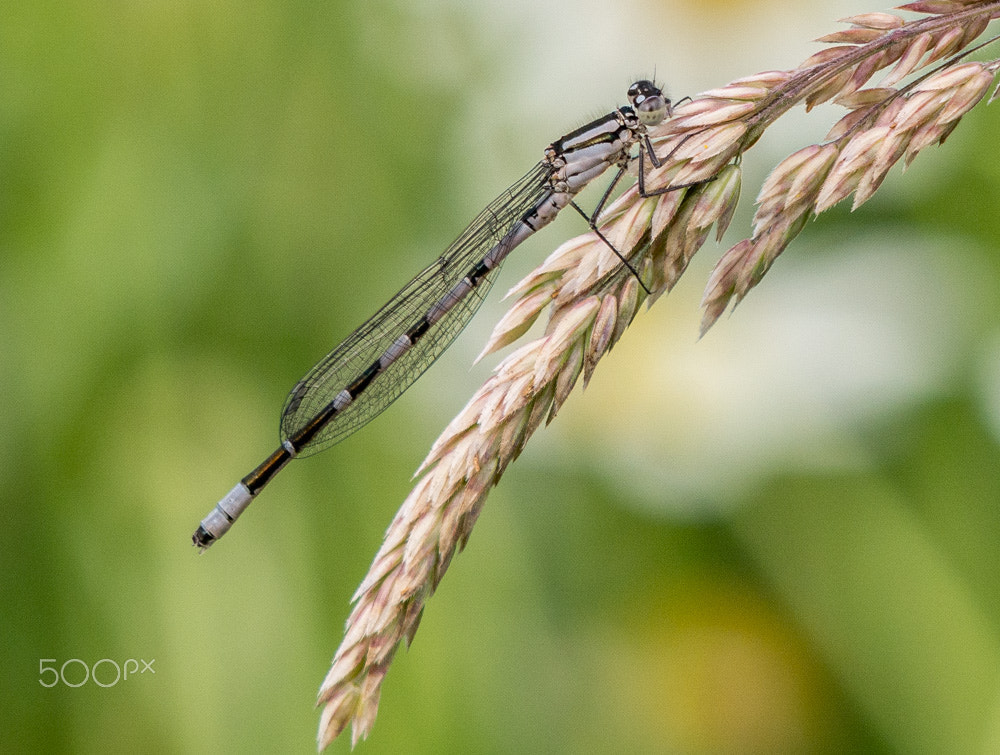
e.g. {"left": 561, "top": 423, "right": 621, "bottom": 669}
{"left": 628, "top": 79, "right": 669, "bottom": 127}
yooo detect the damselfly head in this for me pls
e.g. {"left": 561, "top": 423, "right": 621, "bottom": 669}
{"left": 627, "top": 80, "right": 670, "bottom": 127}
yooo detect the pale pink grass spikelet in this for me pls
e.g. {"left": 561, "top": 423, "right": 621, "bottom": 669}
{"left": 317, "top": 3, "right": 1000, "bottom": 748}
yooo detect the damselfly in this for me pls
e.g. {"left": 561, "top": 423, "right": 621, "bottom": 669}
{"left": 194, "top": 79, "right": 689, "bottom": 549}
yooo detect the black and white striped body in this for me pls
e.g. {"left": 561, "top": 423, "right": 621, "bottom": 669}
{"left": 193, "top": 81, "right": 670, "bottom": 549}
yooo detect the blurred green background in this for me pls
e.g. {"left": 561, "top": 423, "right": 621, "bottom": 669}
{"left": 4, "top": 1, "right": 1000, "bottom": 752}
